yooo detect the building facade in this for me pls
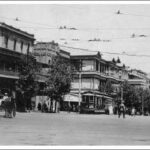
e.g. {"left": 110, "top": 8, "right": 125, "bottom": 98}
{"left": 0, "top": 22, "right": 35, "bottom": 94}
{"left": 34, "top": 41, "right": 70, "bottom": 64}
{"left": 128, "top": 69, "right": 150, "bottom": 89}
{"left": 33, "top": 41, "right": 70, "bottom": 111}
{"left": 63, "top": 52, "right": 128, "bottom": 113}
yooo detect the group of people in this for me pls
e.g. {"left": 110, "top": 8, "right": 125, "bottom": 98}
{"left": 117, "top": 102, "right": 136, "bottom": 118}
{"left": 1, "top": 93, "right": 16, "bottom": 118}
{"left": 37, "top": 100, "right": 60, "bottom": 113}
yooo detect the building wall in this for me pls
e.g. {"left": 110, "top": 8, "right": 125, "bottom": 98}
{"left": 71, "top": 77, "right": 103, "bottom": 91}
{"left": 0, "top": 29, "right": 34, "bottom": 54}
{"left": 34, "top": 42, "right": 60, "bottom": 64}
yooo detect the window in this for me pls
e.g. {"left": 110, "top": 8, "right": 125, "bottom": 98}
{"left": 4, "top": 36, "right": 8, "bottom": 48}
{"left": 27, "top": 43, "right": 30, "bottom": 54}
{"left": 81, "top": 78, "right": 94, "bottom": 89}
{"left": 82, "top": 60, "right": 94, "bottom": 71}
{"left": 96, "top": 60, "right": 99, "bottom": 71}
{"left": 20, "top": 41, "right": 23, "bottom": 53}
{"left": 13, "top": 39, "right": 16, "bottom": 51}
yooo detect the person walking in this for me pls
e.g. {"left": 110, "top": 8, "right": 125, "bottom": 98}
{"left": 118, "top": 103, "right": 126, "bottom": 118}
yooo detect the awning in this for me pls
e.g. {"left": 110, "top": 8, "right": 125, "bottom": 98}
{"left": 82, "top": 92, "right": 113, "bottom": 100}
{"left": 64, "top": 94, "right": 79, "bottom": 102}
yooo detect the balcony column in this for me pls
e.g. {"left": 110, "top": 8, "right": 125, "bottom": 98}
{"left": 100, "top": 63, "right": 101, "bottom": 73}
{"left": 3, "top": 62, "right": 5, "bottom": 72}
{"left": 15, "top": 64, "right": 18, "bottom": 73}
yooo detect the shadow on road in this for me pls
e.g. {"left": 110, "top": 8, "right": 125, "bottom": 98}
{"left": 0, "top": 114, "right": 4, "bottom": 118}
{"left": 0, "top": 111, "right": 4, "bottom": 118}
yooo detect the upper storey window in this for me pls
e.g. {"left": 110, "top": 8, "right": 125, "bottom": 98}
{"left": 82, "top": 60, "right": 94, "bottom": 71}
{"left": 27, "top": 43, "right": 30, "bottom": 54}
{"left": 20, "top": 41, "right": 23, "bottom": 53}
{"left": 13, "top": 39, "right": 16, "bottom": 51}
{"left": 4, "top": 36, "right": 8, "bottom": 48}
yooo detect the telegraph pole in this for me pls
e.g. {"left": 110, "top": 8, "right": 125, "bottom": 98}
{"left": 78, "top": 72, "right": 81, "bottom": 107}
{"left": 119, "top": 71, "right": 123, "bottom": 103}
{"left": 78, "top": 60, "right": 82, "bottom": 113}
{"left": 121, "top": 85, "right": 123, "bottom": 103}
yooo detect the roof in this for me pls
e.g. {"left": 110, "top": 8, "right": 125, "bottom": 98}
{"left": 36, "top": 41, "right": 59, "bottom": 46}
{"left": 59, "top": 45, "right": 98, "bottom": 56}
{"left": 130, "top": 69, "right": 147, "bottom": 75}
{"left": 0, "top": 22, "right": 34, "bottom": 40}
{"left": 60, "top": 49, "right": 70, "bottom": 56}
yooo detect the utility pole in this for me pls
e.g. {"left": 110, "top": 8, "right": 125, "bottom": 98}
{"left": 78, "top": 72, "right": 81, "bottom": 107}
{"left": 78, "top": 60, "right": 82, "bottom": 113}
{"left": 121, "top": 85, "right": 123, "bottom": 103}
{"left": 119, "top": 70, "right": 123, "bottom": 103}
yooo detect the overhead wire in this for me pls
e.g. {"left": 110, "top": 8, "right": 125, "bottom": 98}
{"left": 59, "top": 44, "right": 150, "bottom": 58}
{"left": 1, "top": 11, "right": 150, "bottom": 58}
{"left": 1, "top": 15, "right": 150, "bottom": 31}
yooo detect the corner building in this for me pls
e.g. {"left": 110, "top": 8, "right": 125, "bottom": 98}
{"left": 0, "top": 22, "right": 35, "bottom": 94}
{"left": 63, "top": 50, "right": 128, "bottom": 114}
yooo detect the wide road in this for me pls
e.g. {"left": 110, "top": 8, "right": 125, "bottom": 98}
{"left": 0, "top": 111, "right": 150, "bottom": 145}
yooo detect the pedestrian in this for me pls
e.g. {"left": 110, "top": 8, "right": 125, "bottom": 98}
{"left": 37, "top": 103, "right": 41, "bottom": 111}
{"left": 4, "top": 94, "right": 15, "bottom": 118}
{"left": 118, "top": 102, "right": 126, "bottom": 118}
{"left": 131, "top": 107, "right": 136, "bottom": 116}
{"left": 3, "top": 93, "right": 9, "bottom": 117}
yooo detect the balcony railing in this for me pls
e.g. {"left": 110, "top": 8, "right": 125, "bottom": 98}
{"left": 0, "top": 68, "right": 19, "bottom": 79}
{"left": 75, "top": 70, "right": 122, "bottom": 81}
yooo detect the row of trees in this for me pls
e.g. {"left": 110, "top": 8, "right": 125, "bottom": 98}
{"left": 100, "top": 79, "right": 150, "bottom": 114}
{"left": 117, "top": 81, "right": 150, "bottom": 114}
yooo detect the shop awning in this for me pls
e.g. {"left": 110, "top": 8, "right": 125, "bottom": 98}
{"left": 64, "top": 94, "right": 79, "bottom": 102}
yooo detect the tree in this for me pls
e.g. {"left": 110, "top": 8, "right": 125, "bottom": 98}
{"left": 117, "top": 80, "right": 135, "bottom": 107}
{"left": 105, "top": 79, "right": 114, "bottom": 95}
{"left": 135, "top": 88, "right": 150, "bottom": 114}
{"left": 46, "top": 55, "right": 74, "bottom": 112}
{"left": 16, "top": 55, "right": 39, "bottom": 112}
{"left": 116, "top": 57, "right": 121, "bottom": 63}
{"left": 117, "top": 81, "right": 150, "bottom": 114}
{"left": 112, "top": 58, "right": 116, "bottom": 63}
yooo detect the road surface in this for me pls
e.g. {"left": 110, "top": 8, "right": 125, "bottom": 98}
{"left": 0, "top": 111, "right": 150, "bottom": 145}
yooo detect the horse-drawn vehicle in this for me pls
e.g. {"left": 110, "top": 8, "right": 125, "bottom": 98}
{"left": 0, "top": 94, "right": 16, "bottom": 118}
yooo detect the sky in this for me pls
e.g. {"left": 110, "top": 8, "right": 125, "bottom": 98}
{"left": 0, "top": 4, "right": 150, "bottom": 73}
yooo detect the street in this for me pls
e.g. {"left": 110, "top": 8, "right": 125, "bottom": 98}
{"left": 0, "top": 111, "right": 150, "bottom": 145}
